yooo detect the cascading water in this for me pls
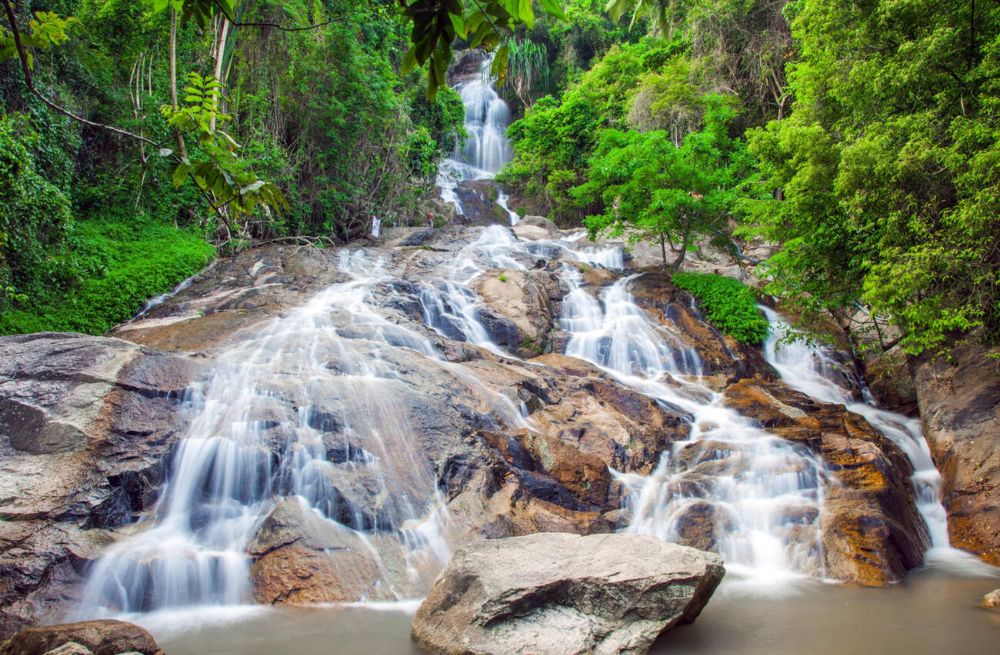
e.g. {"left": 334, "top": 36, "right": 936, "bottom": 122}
{"left": 74, "top": 250, "right": 525, "bottom": 616}
{"left": 558, "top": 268, "right": 827, "bottom": 583}
{"left": 759, "top": 307, "right": 988, "bottom": 569}
{"left": 436, "top": 55, "right": 520, "bottom": 225}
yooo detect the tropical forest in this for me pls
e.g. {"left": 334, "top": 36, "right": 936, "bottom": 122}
{"left": 0, "top": 1, "right": 998, "bottom": 654}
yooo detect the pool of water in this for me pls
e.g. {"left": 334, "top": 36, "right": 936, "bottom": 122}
{"left": 149, "top": 564, "right": 1000, "bottom": 655}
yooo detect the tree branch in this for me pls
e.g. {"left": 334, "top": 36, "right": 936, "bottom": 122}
{"left": 211, "top": 0, "right": 347, "bottom": 32}
{"left": 1, "top": 0, "right": 160, "bottom": 148}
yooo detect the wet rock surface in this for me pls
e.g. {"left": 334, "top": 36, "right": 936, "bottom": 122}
{"left": 723, "top": 377, "right": 929, "bottom": 585}
{"left": 0, "top": 334, "right": 198, "bottom": 638}
{"left": 0, "top": 224, "right": 956, "bottom": 630}
{"left": 629, "top": 272, "right": 770, "bottom": 385}
{"left": 0, "top": 619, "right": 163, "bottom": 655}
{"left": 411, "top": 533, "right": 724, "bottom": 655}
{"left": 913, "top": 340, "right": 1000, "bottom": 566}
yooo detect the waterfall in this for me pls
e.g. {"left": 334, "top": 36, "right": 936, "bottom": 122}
{"left": 436, "top": 55, "right": 520, "bottom": 226}
{"left": 759, "top": 308, "right": 990, "bottom": 571}
{"left": 558, "top": 268, "right": 827, "bottom": 583}
{"left": 76, "top": 252, "right": 465, "bottom": 615}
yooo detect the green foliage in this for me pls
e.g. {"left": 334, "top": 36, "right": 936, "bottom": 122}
{"left": 501, "top": 37, "right": 681, "bottom": 218}
{"left": 400, "top": 0, "right": 566, "bottom": 98}
{"left": 0, "top": 218, "right": 214, "bottom": 336}
{"left": 672, "top": 271, "right": 769, "bottom": 344}
{"left": 504, "top": 37, "right": 549, "bottom": 107}
{"left": 574, "top": 94, "right": 750, "bottom": 267}
{"left": 0, "top": 11, "right": 77, "bottom": 68}
{"left": 0, "top": 112, "right": 74, "bottom": 311}
{"left": 163, "top": 72, "right": 287, "bottom": 236}
{"left": 742, "top": 0, "right": 1000, "bottom": 355}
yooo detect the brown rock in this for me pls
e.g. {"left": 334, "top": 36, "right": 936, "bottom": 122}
{"left": 247, "top": 498, "right": 383, "bottom": 604}
{"left": 865, "top": 346, "right": 918, "bottom": 416}
{"left": 0, "top": 620, "right": 162, "bottom": 655}
{"left": 723, "top": 377, "right": 928, "bottom": 585}
{"left": 473, "top": 269, "right": 560, "bottom": 357}
{"left": 913, "top": 340, "right": 1000, "bottom": 566}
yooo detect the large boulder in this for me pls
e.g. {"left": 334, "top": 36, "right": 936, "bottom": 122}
{"left": 0, "top": 619, "right": 162, "bottom": 655}
{"left": 912, "top": 340, "right": 1000, "bottom": 566}
{"left": 0, "top": 334, "right": 198, "bottom": 638}
{"left": 411, "top": 533, "right": 724, "bottom": 655}
{"left": 247, "top": 498, "right": 392, "bottom": 604}
{"left": 454, "top": 181, "right": 511, "bottom": 226}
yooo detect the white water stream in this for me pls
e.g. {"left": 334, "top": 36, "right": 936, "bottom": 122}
{"left": 76, "top": 252, "right": 482, "bottom": 615}
{"left": 436, "top": 54, "right": 519, "bottom": 225}
{"left": 559, "top": 268, "right": 827, "bottom": 584}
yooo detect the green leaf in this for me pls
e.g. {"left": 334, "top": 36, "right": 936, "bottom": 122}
{"left": 171, "top": 162, "right": 193, "bottom": 188}
{"left": 491, "top": 43, "right": 510, "bottom": 85}
{"left": 538, "top": 0, "right": 566, "bottom": 20}
{"left": 449, "top": 12, "right": 466, "bottom": 39}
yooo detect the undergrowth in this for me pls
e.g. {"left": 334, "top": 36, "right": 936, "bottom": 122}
{"left": 672, "top": 271, "right": 769, "bottom": 345}
{"left": 0, "top": 219, "right": 214, "bottom": 336}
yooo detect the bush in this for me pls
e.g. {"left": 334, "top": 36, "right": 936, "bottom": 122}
{"left": 0, "top": 219, "right": 214, "bottom": 336}
{"left": 672, "top": 271, "right": 768, "bottom": 344}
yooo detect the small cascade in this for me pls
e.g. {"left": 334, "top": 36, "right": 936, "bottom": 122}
{"left": 559, "top": 268, "right": 827, "bottom": 583}
{"left": 436, "top": 55, "right": 520, "bottom": 226}
{"left": 416, "top": 225, "right": 529, "bottom": 356}
{"left": 75, "top": 251, "right": 511, "bottom": 616}
{"left": 760, "top": 308, "right": 981, "bottom": 568}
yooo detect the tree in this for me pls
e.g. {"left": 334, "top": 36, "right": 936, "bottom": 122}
{"left": 575, "top": 94, "right": 749, "bottom": 268}
{"left": 743, "top": 0, "right": 1000, "bottom": 355}
{"left": 504, "top": 37, "right": 549, "bottom": 108}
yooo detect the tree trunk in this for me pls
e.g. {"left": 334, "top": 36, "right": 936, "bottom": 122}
{"left": 210, "top": 15, "right": 230, "bottom": 132}
{"left": 659, "top": 234, "right": 667, "bottom": 269}
{"left": 170, "top": 9, "right": 187, "bottom": 158}
{"left": 670, "top": 225, "right": 693, "bottom": 270}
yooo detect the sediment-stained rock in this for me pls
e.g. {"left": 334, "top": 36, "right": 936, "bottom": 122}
{"left": 913, "top": 340, "right": 1000, "bottom": 566}
{"left": 723, "top": 377, "right": 929, "bottom": 585}
{"left": 411, "top": 533, "right": 724, "bottom": 655}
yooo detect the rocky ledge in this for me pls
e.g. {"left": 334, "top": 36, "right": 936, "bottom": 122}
{"left": 411, "top": 533, "right": 724, "bottom": 655}
{"left": 0, "top": 619, "right": 163, "bottom": 655}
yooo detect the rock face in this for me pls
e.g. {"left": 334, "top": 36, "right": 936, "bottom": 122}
{"left": 723, "top": 378, "right": 929, "bottom": 585}
{"left": 0, "top": 619, "right": 163, "bottom": 655}
{"left": 109, "top": 244, "right": 350, "bottom": 353}
{"left": 472, "top": 270, "right": 561, "bottom": 356}
{"left": 411, "top": 533, "right": 724, "bottom": 655}
{"left": 913, "top": 340, "right": 1000, "bottom": 566}
{"left": 864, "top": 346, "right": 918, "bottom": 416}
{"left": 454, "top": 180, "right": 511, "bottom": 225}
{"left": 0, "top": 334, "right": 198, "bottom": 638}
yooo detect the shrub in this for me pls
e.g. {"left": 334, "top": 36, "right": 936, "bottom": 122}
{"left": 0, "top": 219, "right": 214, "bottom": 336}
{"left": 671, "top": 271, "right": 768, "bottom": 345}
